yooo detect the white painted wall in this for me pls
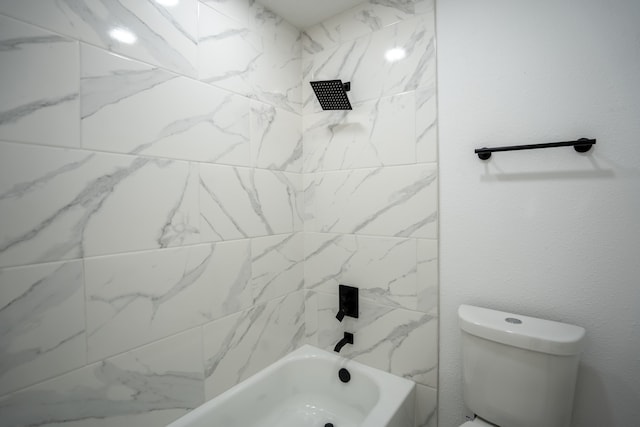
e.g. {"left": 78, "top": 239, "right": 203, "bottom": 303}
{"left": 437, "top": 0, "right": 640, "bottom": 426}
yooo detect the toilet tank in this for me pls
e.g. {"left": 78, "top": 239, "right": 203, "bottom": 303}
{"left": 459, "top": 305, "right": 585, "bottom": 427}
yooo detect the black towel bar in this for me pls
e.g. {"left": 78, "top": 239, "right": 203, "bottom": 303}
{"left": 475, "top": 138, "right": 596, "bottom": 160}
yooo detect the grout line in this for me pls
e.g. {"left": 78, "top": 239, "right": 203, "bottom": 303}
{"left": 81, "top": 258, "right": 89, "bottom": 372}
{"left": 0, "top": 232, "right": 305, "bottom": 270}
{"left": 0, "top": 138, "right": 306, "bottom": 173}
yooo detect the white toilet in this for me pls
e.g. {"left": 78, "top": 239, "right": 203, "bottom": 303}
{"left": 458, "top": 304, "right": 586, "bottom": 427}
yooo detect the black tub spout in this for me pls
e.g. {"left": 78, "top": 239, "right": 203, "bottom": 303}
{"left": 334, "top": 332, "right": 354, "bottom": 353}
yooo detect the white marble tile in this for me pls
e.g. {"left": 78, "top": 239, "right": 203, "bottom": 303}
{"left": 0, "top": 328, "right": 204, "bottom": 427}
{"left": 250, "top": 2, "right": 300, "bottom": 52}
{"left": 416, "top": 83, "right": 438, "bottom": 164}
{"left": 0, "top": 16, "right": 79, "bottom": 148}
{"left": 202, "top": 0, "right": 252, "bottom": 24}
{"left": 303, "top": 92, "right": 416, "bottom": 172}
{"left": 305, "top": 164, "right": 438, "bottom": 238}
{"left": 0, "top": 0, "right": 198, "bottom": 77}
{"left": 303, "top": 290, "right": 319, "bottom": 345}
{"left": 250, "top": 4, "right": 302, "bottom": 113}
{"left": 415, "top": 0, "right": 436, "bottom": 16}
{"left": 417, "top": 239, "right": 438, "bottom": 315}
{"left": 198, "top": 2, "right": 260, "bottom": 96}
{"left": 252, "top": 233, "right": 303, "bottom": 304}
{"left": 304, "top": 233, "right": 418, "bottom": 310}
{"left": 303, "top": 16, "right": 436, "bottom": 112}
{"left": 415, "top": 384, "right": 438, "bottom": 427}
{"left": 82, "top": 45, "right": 251, "bottom": 165}
{"left": 82, "top": 158, "right": 200, "bottom": 254}
{"left": 85, "top": 241, "right": 251, "bottom": 361}
{"left": 0, "top": 142, "right": 199, "bottom": 268}
{"left": 203, "top": 291, "right": 305, "bottom": 399}
{"left": 315, "top": 292, "right": 438, "bottom": 387}
{"left": 0, "top": 261, "right": 85, "bottom": 396}
{"left": 250, "top": 100, "right": 302, "bottom": 172}
{"left": 303, "top": 0, "right": 420, "bottom": 53}
{"left": 198, "top": 2, "right": 301, "bottom": 112}
{"left": 292, "top": 173, "right": 305, "bottom": 232}
{"left": 199, "top": 165, "right": 302, "bottom": 241}
{"left": 302, "top": 172, "right": 319, "bottom": 229}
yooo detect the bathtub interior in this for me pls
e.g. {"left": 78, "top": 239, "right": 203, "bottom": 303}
{"left": 197, "top": 359, "right": 379, "bottom": 427}
{"left": 168, "top": 345, "right": 415, "bottom": 427}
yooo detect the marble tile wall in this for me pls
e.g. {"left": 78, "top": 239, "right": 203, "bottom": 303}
{"left": 0, "top": 0, "right": 304, "bottom": 425}
{"left": 0, "top": 0, "right": 439, "bottom": 426}
{"left": 301, "top": 1, "right": 439, "bottom": 426}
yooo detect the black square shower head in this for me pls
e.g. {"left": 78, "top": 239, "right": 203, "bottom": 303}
{"left": 309, "top": 80, "right": 352, "bottom": 110}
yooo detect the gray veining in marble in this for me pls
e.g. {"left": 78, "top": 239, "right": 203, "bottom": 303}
{"left": 82, "top": 67, "right": 177, "bottom": 120}
{"left": 0, "top": 93, "right": 78, "bottom": 128}
{"left": 0, "top": 142, "right": 199, "bottom": 267}
{"left": 303, "top": 92, "right": 416, "bottom": 172}
{"left": 303, "top": 16, "right": 435, "bottom": 112}
{"left": 0, "top": 261, "right": 85, "bottom": 396}
{"left": 0, "top": 146, "right": 147, "bottom": 265}
{"left": 203, "top": 291, "right": 305, "bottom": 399}
{"left": 0, "top": 328, "right": 204, "bottom": 427}
{"left": 303, "top": 0, "right": 425, "bottom": 53}
{"left": 6, "top": 154, "right": 147, "bottom": 253}
{"left": 252, "top": 233, "right": 304, "bottom": 303}
{"left": 0, "top": 15, "right": 79, "bottom": 147}
{"left": 200, "top": 165, "right": 301, "bottom": 241}
{"left": 85, "top": 241, "right": 252, "bottom": 361}
{"left": 251, "top": 101, "right": 302, "bottom": 172}
{"left": 0, "top": 0, "right": 199, "bottom": 77}
{"left": 306, "top": 164, "right": 438, "bottom": 238}
{"left": 304, "top": 233, "right": 419, "bottom": 309}
{"left": 81, "top": 44, "right": 252, "bottom": 165}
{"left": 313, "top": 292, "right": 438, "bottom": 386}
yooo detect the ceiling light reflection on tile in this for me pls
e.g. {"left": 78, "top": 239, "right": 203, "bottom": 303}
{"left": 109, "top": 27, "right": 137, "bottom": 44}
{"left": 385, "top": 47, "right": 406, "bottom": 63}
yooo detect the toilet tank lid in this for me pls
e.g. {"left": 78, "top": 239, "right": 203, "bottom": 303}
{"left": 459, "top": 305, "right": 586, "bottom": 356}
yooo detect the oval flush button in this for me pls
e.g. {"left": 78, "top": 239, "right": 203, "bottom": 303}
{"left": 505, "top": 317, "right": 522, "bottom": 324}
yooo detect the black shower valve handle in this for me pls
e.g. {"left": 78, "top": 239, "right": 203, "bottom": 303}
{"left": 336, "top": 284, "right": 359, "bottom": 321}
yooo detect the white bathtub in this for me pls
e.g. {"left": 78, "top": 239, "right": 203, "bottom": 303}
{"left": 168, "top": 345, "right": 415, "bottom": 427}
